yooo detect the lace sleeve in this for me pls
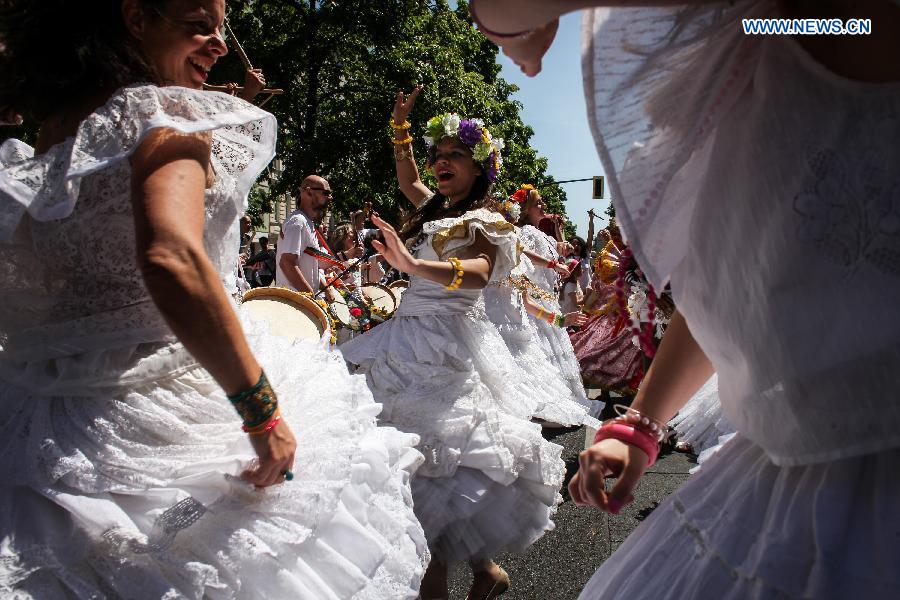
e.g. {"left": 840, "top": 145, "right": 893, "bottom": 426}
{"left": 427, "top": 208, "right": 522, "bottom": 283}
{"left": 0, "top": 84, "right": 276, "bottom": 241}
{"left": 519, "top": 224, "right": 557, "bottom": 260}
{"left": 582, "top": 1, "right": 766, "bottom": 287}
{"left": 0, "top": 139, "right": 35, "bottom": 237}
{"left": 518, "top": 225, "right": 541, "bottom": 255}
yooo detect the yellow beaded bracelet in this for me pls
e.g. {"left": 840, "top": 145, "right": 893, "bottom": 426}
{"left": 390, "top": 118, "right": 412, "bottom": 130}
{"left": 392, "top": 135, "right": 413, "bottom": 145}
{"left": 445, "top": 257, "right": 464, "bottom": 291}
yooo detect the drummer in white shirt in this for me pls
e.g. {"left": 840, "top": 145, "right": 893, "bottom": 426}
{"left": 276, "top": 175, "right": 335, "bottom": 297}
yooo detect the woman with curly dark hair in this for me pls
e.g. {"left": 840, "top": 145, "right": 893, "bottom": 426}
{"left": 0, "top": 1, "right": 429, "bottom": 596}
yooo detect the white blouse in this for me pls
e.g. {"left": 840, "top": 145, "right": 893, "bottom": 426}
{"left": 584, "top": 1, "right": 900, "bottom": 465}
{"left": 0, "top": 85, "right": 276, "bottom": 361}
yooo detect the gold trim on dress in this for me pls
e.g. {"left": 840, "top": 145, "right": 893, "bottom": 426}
{"left": 431, "top": 215, "right": 515, "bottom": 260}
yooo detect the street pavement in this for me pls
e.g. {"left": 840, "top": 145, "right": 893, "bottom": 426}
{"left": 447, "top": 425, "right": 696, "bottom": 599}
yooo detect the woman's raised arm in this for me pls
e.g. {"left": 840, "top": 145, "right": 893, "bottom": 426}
{"left": 391, "top": 86, "right": 433, "bottom": 207}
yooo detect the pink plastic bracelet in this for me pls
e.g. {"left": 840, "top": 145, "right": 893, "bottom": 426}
{"left": 593, "top": 422, "right": 660, "bottom": 467}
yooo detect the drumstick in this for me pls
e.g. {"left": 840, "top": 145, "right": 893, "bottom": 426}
{"left": 224, "top": 20, "right": 253, "bottom": 70}
{"left": 203, "top": 84, "right": 284, "bottom": 95}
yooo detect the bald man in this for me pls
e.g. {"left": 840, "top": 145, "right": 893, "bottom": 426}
{"left": 276, "top": 175, "right": 333, "bottom": 294}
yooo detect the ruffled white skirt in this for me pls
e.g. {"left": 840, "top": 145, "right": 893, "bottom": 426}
{"left": 341, "top": 309, "right": 565, "bottom": 565}
{"left": 531, "top": 298, "right": 590, "bottom": 405}
{"left": 484, "top": 288, "right": 599, "bottom": 427}
{"left": 668, "top": 374, "right": 735, "bottom": 454}
{"left": 0, "top": 319, "right": 429, "bottom": 599}
{"left": 579, "top": 435, "right": 900, "bottom": 599}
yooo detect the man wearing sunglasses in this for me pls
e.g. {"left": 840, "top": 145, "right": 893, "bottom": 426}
{"left": 276, "top": 175, "right": 334, "bottom": 295}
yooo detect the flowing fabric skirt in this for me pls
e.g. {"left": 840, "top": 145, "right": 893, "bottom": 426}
{"left": 483, "top": 286, "right": 599, "bottom": 427}
{"left": 568, "top": 311, "right": 644, "bottom": 394}
{"left": 669, "top": 374, "right": 735, "bottom": 454}
{"left": 0, "top": 318, "right": 429, "bottom": 599}
{"left": 530, "top": 297, "right": 592, "bottom": 405}
{"left": 341, "top": 309, "right": 566, "bottom": 565}
{"left": 579, "top": 435, "right": 900, "bottom": 599}
{"left": 495, "top": 321, "right": 600, "bottom": 427}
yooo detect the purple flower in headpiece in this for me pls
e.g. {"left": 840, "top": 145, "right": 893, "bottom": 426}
{"left": 486, "top": 151, "right": 500, "bottom": 182}
{"left": 457, "top": 120, "right": 483, "bottom": 147}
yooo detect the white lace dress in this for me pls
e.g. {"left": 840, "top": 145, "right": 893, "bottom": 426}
{"left": 483, "top": 244, "right": 599, "bottom": 427}
{"left": 0, "top": 85, "right": 428, "bottom": 599}
{"left": 341, "top": 210, "right": 566, "bottom": 566}
{"left": 668, "top": 374, "right": 734, "bottom": 455}
{"left": 580, "top": 3, "right": 900, "bottom": 598}
{"left": 519, "top": 225, "right": 591, "bottom": 406}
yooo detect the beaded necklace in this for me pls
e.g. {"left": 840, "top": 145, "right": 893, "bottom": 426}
{"left": 613, "top": 247, "right": 659, "bottom": 358}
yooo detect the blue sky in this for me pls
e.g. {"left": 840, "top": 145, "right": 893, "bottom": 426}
{"left": 493, "top": 12, "right": 610, "bottom": 239}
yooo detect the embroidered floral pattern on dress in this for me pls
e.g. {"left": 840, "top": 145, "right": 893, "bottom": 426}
{"left": 0, "top": 85, "right": 277, "bottom": 360}
{"left": 793, "top": 109, "right": 900, "bottom": 278}
{"left": 0, "top": 85, "right": 429, "bottom": 598}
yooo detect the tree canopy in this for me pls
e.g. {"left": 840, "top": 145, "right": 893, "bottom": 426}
{"left": 224, "top": 0, "right": 572, "bottom": 232}
{"left": 0, "top": 0, "right": 574, "bottom": 234}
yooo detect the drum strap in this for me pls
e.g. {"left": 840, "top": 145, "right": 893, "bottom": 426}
{"left": 314, "top": 228, "right": 333, "bottom": 255}
{"left": 304, "top": 246, "right": 345, "bottom": 269}
{"left": 304, "top": 227, "right": 350, "bottom": 270}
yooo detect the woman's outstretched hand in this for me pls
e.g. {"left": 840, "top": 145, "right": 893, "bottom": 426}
{"left": 490, "top": 20, "right": 559, "bottom": 77}
{"left": 551, "top": 261, "right": 571, "bottom": 277}
{"left": 370, "top": 214, "right": 420, "bottom": 275}
{"left": 568, "top": 438, "right": 649, "bottom": 514}
{"left": 0, "top": 107, "right": 23, "bottom": 126}
{"left": 242, "top": 419, "right": 297, "bottom": 488}
{"left": 564, "top": 311, "right": 588, "bottom": 327}
{"left": 392, "top": 86, "right": 423, "bottom": 125}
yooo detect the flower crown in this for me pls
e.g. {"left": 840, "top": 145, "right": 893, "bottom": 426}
{"left": 510, "top": 184, "right": 535, "bottom": 204}
{"left": 423, "top": 113, "right": 504, "bottom": 182}
{"left": 488, "top": 195, "right": 522, "bottom": 222}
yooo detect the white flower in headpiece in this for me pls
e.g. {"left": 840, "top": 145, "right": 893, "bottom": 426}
{"left": 508, "top": 203, "right": 521, "bottom": 221}
{"left": 472, "top": 118, "right": 485, "bottom": 127}
{"left": 442, "top": 114, "right": 461, "bottom": 137}
{"left": 493, "top": 138, "right": 505, "bottom": 152}
{"left": 472, "top": 141, "right": 491, "bottom": 163}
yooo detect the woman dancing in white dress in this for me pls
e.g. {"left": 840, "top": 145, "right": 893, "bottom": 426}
{"left": 515, "top": 187, "right": 593, "bottom": 409}
{"left": 341, "top": 88, "right": 566, "bottom": 599}
{"left": 483, "top": 197, "right": 599, "bottom": 427}
{"left": 0, "top": 1, "right": 427, "bottom": 597}
{"left": 475, "top": 0, "right": 900, "bottom": 597}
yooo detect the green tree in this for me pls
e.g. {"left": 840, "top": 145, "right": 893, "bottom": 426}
{"left": 1, "top": 1, "right": 574, "bottom": 235}
{"left": 224, "top": 0, "right": 573, "bottom": 231}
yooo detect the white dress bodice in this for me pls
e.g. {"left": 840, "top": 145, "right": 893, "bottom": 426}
{"left": 519, "top": 224, "right": 560, "bottom": 296}
{"left": 0, "top": 85, "right": 276, "bottom": 361}
{"left": 395, "top": 208, "right": 520, "bottom": 317}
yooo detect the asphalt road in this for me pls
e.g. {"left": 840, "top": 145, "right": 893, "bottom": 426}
{"left": 447, "top": 425, "right": 696, "bottom": 600}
